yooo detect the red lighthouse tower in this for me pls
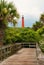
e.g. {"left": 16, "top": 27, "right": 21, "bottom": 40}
{"left": 22, "top": 16, "right": 24, "bottom": 28}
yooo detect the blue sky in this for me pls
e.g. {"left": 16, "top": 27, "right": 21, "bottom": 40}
{"left": 8, "top": 0, "right": 44, "bottom": 27}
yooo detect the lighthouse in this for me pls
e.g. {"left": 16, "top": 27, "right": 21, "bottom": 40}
{"left": 22, "top": 16, "right": 24, "bottom": 28}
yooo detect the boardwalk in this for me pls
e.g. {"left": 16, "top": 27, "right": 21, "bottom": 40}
{"left": 0, "top": 48, "right": 38, "bottom": 65}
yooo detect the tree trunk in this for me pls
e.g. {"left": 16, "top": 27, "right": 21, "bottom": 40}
{"left": 0, "top": 26, "right": 6, "bottom": 47}
{"left": 0, "top": 29, "right": 4, "bottom": 46}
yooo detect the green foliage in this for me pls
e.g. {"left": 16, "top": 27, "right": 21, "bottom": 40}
{"left": 3, "top": 28, "right": 39, "bottom": 45}
{"left": 37, "top": 26, "right": 44, "bottom": 39}
{"left": 39, "top": 42, "right": 44, "bottom": 53}
{"left": 32, "top": 13, "right": 44, "bottom": 31}
{"left": 37, "top": 26, "right": 44, "bottom": 52}
{"left": 32, "top": 21, "right": 43, "bottom": 31}
{"left": 0, "top": 0, "right": 19, "bottom": 28}
{"left": 37, "top": 26, "right": 44, "bottom": 43}
{"left": 40, "top": 13, "right": 44, "bottom": 24}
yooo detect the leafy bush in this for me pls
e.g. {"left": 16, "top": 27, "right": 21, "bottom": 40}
{"left": 3, "top": 28, "right": 40, "bottom": 45}
{"left": 37, "top": 26, "right": 44, "bottom": 52}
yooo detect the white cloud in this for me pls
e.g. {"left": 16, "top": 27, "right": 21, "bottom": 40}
{"left": 8, "top": 0, "right": 44, "bottom": 18}
{"left": 7, "top": 0, "right": 44, "bottom": 27}
{"left": 29, "top": 7, "right": 42, "bottom": 18}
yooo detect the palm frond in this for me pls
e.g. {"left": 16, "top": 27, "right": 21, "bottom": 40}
{"left": 0, "top": 0, "right": 19, "bottom": 27}
{"left": 7, "top": 2, "right": 14, "bottom": 9}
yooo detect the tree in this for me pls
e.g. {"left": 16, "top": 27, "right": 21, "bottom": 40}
{"left": 40, "top": 14, "right": 44, "bottom": 25}
{"left": 0, "top": 0, "right": 19, "bottom": 28}
{"left": 0, "top": 0, "right": 19, "bottom": 46}
{"left": 32, "top": 21, "right": 43, "bottom": 31}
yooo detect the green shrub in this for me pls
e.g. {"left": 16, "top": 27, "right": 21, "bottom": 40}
{"left": 37, "top": 26, "right": 44, "bottom": 52}
{"left": 3, "top": 27, "right": 41, "bottom": 45}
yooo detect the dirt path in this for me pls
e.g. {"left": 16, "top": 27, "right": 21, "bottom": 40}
{"left": 0, "top": 48, "right": 38, "bottom": 65}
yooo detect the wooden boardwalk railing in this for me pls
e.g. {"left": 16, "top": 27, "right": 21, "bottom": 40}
{"left": 0, "top": 43, "right": 22, "bottom": 62}
{"left": 0, "top": 42, "right": 36, "bottom": 63}
{"left": 36, "top": 43, "right": 44, "bottom": 65}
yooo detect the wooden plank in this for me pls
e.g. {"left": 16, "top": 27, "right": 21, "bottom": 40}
{"left": 0, "top": 48, "right": 37, "bottom": 65}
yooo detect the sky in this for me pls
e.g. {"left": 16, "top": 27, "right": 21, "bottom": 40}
{"left": 8, "top": 0, "right": 44, "bottom": 27}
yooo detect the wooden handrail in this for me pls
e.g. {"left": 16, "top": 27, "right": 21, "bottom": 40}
{"left": 0, "top": 43, "right": 22, "bottom": 62}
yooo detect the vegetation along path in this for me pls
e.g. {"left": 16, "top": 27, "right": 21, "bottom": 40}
{"left": 0, "top": 48, "right": 38, "bottom": 65}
